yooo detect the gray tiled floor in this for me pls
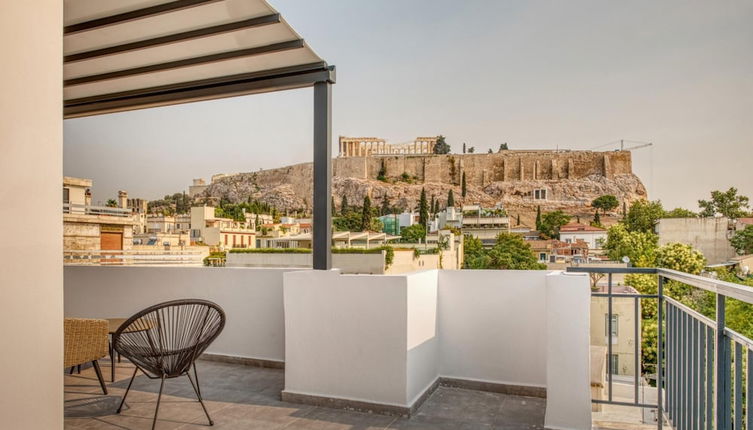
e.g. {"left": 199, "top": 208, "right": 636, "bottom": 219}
{"left": 65, "top": 359, "right": 546, "bottom": 430}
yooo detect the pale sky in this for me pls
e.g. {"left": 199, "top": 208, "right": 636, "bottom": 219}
{"left": 64, "top": 0, "right": 753, "bottom": 210}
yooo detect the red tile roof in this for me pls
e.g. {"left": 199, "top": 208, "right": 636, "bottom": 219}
{"left": 559, "top": 223, "right": 606, "bottom": 233}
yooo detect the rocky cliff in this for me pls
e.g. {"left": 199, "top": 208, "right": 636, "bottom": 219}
{"left": 196, "top": 151, "right": 647, "bottom": 223}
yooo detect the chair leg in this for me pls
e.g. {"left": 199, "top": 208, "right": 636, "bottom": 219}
{"left": 109, "top": 340, "right": 115, "bottom": 382}
{"left": 91, "top": 360, "right": 108, "bottom": 395}
{"left": 187, "top": 365, "right": 213, "bottom": 426}
{"left": 152, "top": 374, "right": 166, "bottom": 430}
{"left": 117, "top": 367, "right": 138, "bottom": 414}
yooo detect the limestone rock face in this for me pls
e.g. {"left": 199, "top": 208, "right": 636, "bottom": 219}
{"left": 196, "top": 152, "right": 647, "bottom": 221}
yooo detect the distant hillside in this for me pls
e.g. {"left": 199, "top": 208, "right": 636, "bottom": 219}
{"left": 193, "top": 150, "right": 647, "bottom": 224}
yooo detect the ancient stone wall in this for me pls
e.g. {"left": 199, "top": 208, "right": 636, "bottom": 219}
{"left": 340, "top": 150, "right": 632, "bottom": 186}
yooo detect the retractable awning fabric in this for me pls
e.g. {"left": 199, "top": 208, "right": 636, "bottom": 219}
{"left": 64, "top": 0, "right": 334, "bottom": 118}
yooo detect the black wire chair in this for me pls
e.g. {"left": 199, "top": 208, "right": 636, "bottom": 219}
{"left": 113, "top": 299, "right": 226, "bottom": 429}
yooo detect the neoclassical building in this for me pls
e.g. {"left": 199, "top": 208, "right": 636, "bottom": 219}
{"left": 339, "top": 136, "right": 438, "bottom": 157}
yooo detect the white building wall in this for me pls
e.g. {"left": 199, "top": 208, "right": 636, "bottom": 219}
{"left": 0, "top": 2, "right": 63, "bottom": 428}
{"left": 560, "top": 232, "right": 607, "bottom": 250}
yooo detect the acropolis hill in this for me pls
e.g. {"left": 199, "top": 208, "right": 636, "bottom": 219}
{"left": 196, "top": 144, "right": 647, "bottom": 223}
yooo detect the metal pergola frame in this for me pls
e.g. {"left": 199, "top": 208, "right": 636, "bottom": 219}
{"left": 63, "top": 0, "right": 334, "bottom": 270}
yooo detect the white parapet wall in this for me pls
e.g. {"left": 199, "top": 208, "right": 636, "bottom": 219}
{"left": 64, "top": 266, "right": 294, "bottom": 362}
{"left": 283, "top": 269, "right": 592, "bottom": 427}
{"left": 437, "top": 270, "right": 550, "bottom": 389}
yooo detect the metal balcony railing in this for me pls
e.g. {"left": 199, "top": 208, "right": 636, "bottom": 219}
{"left": 567, "top": 266, "right": 753, "bottom": 430}
{"left": 63, "top": 203, "right": 132, "bottom": 217}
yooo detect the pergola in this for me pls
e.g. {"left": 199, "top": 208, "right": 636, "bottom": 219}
{"left": 63, "top": 0, "right": 334, "bottom": 269}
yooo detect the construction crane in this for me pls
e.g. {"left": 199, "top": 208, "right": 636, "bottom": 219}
{"left": 589, "top": 139, "right": 653, "bottom": 151}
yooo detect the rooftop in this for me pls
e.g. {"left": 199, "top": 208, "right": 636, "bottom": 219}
{"left": 560, "top": 223, "right": 607, "bottom": 233}
{"left": 65, "top": 359, "right": 546, "bottom": 430}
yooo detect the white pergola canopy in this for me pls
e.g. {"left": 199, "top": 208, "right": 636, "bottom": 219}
{"left": 63, "top": 0, "right": 335, "bottom": 269}
{"left": 64, "top": 0, "right": 334, "bottom": 118}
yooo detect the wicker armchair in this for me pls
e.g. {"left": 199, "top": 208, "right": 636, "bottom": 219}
{"left": 114, "top": 299, "right": 225, "bottom": 430}
{"left": 64, "top": 318, "right": 109, "bottom": 394}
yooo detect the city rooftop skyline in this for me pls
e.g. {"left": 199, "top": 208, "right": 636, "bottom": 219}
{"left": 64, "top": 0, "right": 753, "bottom": 209}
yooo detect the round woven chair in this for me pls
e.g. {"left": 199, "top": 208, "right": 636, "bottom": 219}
{"left": 113, "top": 299, "right": 225, "bottom": 429}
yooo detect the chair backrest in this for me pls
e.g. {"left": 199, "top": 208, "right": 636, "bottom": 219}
{"left": 113, "top": 299, "right": 225, "bottom": 378}
{"left": 64, "top": 318, "right": 109, "bottom": 368}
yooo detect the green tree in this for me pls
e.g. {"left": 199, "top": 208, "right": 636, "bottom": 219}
{"left": 498, "top": 142, "right": 509, "bottom": 151}
{"left": 516, "top": 214, "right": 521, "bottom": 225}
{"left": 105, "top": 199, "right": 118, "bottom": 207}
{"left": 462, "top": 142, "right": 466, "bottom": 154}
{"left": 464, "top": 233, "right": 546, "bottom": 270}
{"left": 461, "top": 172, "right": 467, "bottom": 197}
{"left": 381, "top": 195, "right": 391, "bottom": 216}
{"left": 539, "top": 210, "right": 571, "bottom": 239}
{"left": 433, "top": 135, "right": 451, "bottom": 154}
{"left": 626, "top": 242, "right": 706, "bottom": 373}
{"left": 664, "top": 207, "right": 697, "bottom": 218}
{"left": 487, "top": 148, "right": 493, "bottom": 154}
{"left": 341, "top": 195, "right": 349, "bottom": 215}
{"left": 401, "top": 224, "right": 427, "bottom": 242}
{"left": 592, "top": 210, "right": 601, "bottom": 226}
{"left": 377, "top": 160, "right": 387, "bottom": 181}
{"left": 604, "top": 224, "right": 659, "bottom": 266}
{"left": 331, "top": 196, "right": 336, "bottom": 217}
{"left": 535, "top": 206, "right": 542, "bottom": 231}
{"left": 467, "top": 146, "right": 475, "bottom": 153}
{"left": 360, "top": 196, "right": 372, "bottom": 231}
{"left": 418, "top": 188, "right": 429, "bottom": 228}
{"left": 625, "top": 200, "right": 665, "bottom": 233}
{"left": 731, "top": 225, "right": 753, "bottom": 255}
{"left": 592, "top": 195, "right": 619, "bottom": 217}
{"left": 462, "top": 235, "right": 488, "bottom": 269}
{"left": 430, "top": 195, "right": 436, "bottom": 216}
{"left": 447, "top": 189, "right": 455, "bottom": 208}
{"left": 698, "top": 187, "right": 750, "bottom": 219}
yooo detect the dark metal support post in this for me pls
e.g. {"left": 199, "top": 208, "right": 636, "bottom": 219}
{"left": 608, "top": 273, "right": 613, "bottom": 402}
{"left": 716, "top": 294, "right": 727, "bottom": 430}
{"left": 312, "top": 80, "right": 332, "bottom": 270}
{"left": 657, "top": 276, "right": 664, "bottom": 429}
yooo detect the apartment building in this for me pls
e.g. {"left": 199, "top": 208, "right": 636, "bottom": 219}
{"left": 63, "top": 177, "right": 138, "bottom": 251}
{"left": 190, "top": 206, "right": 255, "bottom": 249}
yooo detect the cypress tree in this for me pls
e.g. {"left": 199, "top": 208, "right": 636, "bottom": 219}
{"left": 341, "top": 195, "right": 348, "bottom": 215}
{"left": 463, "top": 142, "right": 466, "bottom": 154}
{"left": 593, "top": 210, "right": 601, "bottom": 226}
{"left": 331, "top": 196, "right": 336, "bottom": 217}
{"left": 516, "top": 214, "right": 521, "bottom": 225}
{"left": 381, "top": 195, "right": 390, "bottom": 216}
{"left": 535, "top": 206, "right": 542, "bottom": 231}
{"left": 461, "top": 172, "right": 467, "bottom": 197}
{"left": 430, "top": 195, "right": 436, "bottom": 216}
{"left": 419, "top": 188, "right": 429, "bottom": 228}
{"left": 361, "top": 195, "right": 372, "bottom": 231}
{"left": 447, "top": 189, "right": 455, "bottom": 208}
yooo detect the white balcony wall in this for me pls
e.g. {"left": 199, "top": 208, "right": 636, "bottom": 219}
{"left": 0, "top": 1, "right": 63, "bottom": 428}
{"left": 437, "top": 270, "right": 549, "bottom": 388}
{"left": 64, "top": 266, "right": 295, "bottom": 362}
{"left": 283, "top": 270, "right": 413, "bottom": 406}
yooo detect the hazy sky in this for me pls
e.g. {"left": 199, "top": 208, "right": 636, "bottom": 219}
{"left": 64, "top": 0, "right": 753, "bottom": 210}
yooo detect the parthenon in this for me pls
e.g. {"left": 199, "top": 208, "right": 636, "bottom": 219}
{"left": 338, "top": 136, "right": 438, "bottom": 157}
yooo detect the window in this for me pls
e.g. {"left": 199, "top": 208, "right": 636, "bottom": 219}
{"left": 608, "top": 354, "right": 619, "bottom": 375}
{"left": 539, "top": 253, "right": 547, "bottom": 261}
{"left": 63, "top": 187, "right": 70, "bottom": 204}
{"left": 565, "top": 238, "right": 572, "bottom": 244}
{"left": 605, "top": 314, "right": 619, "bottom": 339}
{"left": 533, "top": 189, "right": 547, "bottom": 200}
{"left": 224, "top": 235, "right": 228, "bottom": 245}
